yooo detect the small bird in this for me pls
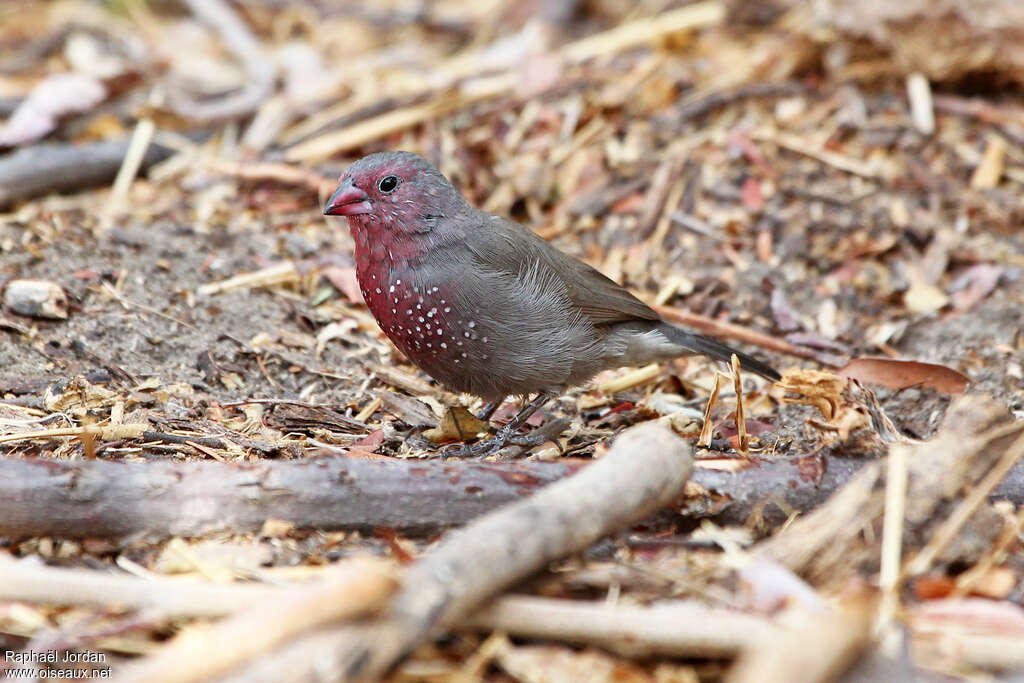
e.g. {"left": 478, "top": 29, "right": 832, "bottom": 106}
{"left": 325, "top": 151, "right": 779, "bottom": 455}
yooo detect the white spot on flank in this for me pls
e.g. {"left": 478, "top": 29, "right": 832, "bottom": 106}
{"left": 443, "top": 307, "right": 451, "bottom": 313}
{"left": 418, "top": 316, "right": 424, "bottom": 322}
{"left": 375, "top": 288, "right": 381, "bottom": 294}
{"left": 389, "top": 285, "right": 395, "bottom": 292}
{"left": 396, "top": 279, "right": 402, "bottom": 285}
{"left": 461, "top": 352, "right": 467, "bottom": 358}
{"left": 482, "top": 336, "right": 488, "bottom": 342}
{"left": 440, "top": 343, "right": 447, "bottom": 348}
{"left": 468, "top": 321, "right": 476, "bottom": 328}
{"left": 463, "top": 332, "right": 470, "bottom": 338}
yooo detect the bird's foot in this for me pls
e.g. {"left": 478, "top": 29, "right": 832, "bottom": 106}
{"left": 441, "top": 392, "right": 557, "bottom": 458}
{"left": 440, "top": 437, "right": 507, "bottom": 459}
{"left": 506, "top": 418, "right": 571, "bottom": 448}
{"left": 441, "top": 417, "right": 571, "bottom": 459}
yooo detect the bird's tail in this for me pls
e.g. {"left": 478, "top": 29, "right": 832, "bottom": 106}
{"left": 658, "top": 322, "right": 781, "bottom": 382}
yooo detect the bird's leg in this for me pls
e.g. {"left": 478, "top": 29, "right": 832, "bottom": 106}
{"left": 475, "top": 399, "right": 503, "bottom": 423}
{"left": 444, "top": 392, "right": 555, "bottom": 458}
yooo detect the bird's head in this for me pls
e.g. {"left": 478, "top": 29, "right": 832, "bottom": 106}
{"left": 324, "top": 151, "right": 466, "bottom": 235}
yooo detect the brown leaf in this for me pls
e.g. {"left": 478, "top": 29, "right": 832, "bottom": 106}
{"left": 422, "top": 406, "right": 489, "bottom": 443}
{"left": 777, "top": 369, "right": 848, "bottom": 420}
{"left": 837, "top": 358, "right": 969, "bottom": 395}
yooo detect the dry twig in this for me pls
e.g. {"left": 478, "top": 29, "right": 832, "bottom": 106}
{"left": 221, "top": 422, "right": 693, "bottom": 682}
{"left": 112, "top": 557, "right": 397, "bottom": 683}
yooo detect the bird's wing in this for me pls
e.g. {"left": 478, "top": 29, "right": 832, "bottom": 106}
{"left": 465, "top": 213, "right": 660, "bottom": 325}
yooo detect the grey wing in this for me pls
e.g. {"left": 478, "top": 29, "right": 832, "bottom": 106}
{"left": 470, "top": 214, "right": 660, "bottom": 325}
{"left": 416, "top": 221, "right": 600, "bottom": 397}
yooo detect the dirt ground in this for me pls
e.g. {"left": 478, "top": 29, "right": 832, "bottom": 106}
{"left": 3, "top": 0, "right": 1024, "bottom": 680}
{"left": 2, "top": 150, "right": 1021, "bottom": 453}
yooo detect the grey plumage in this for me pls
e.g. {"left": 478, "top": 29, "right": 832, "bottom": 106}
{"left": 405, "top": 199, "right": 780, "bottom": 400}
{"left": 326, "top": 150, "right": 780, "bottom": 431}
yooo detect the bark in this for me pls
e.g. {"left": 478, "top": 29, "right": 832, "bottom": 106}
{"left": 2, "top": 439, "right": 1023, "bottom": 540}
{"left": 0, "top": 454, "right": 579, "bottom": 539}
{"left": 0, "top": 139, "right": 175, "bottom": 208}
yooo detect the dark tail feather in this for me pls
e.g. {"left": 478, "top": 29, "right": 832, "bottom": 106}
{"left": 659, "top": 323, "right": 781, "bottom": 382}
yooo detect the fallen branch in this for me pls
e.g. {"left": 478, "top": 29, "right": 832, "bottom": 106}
{"left": 0, "top": 556, "right": 767, "bottom": 661}
{"left": 465, "top": 594, "right": 775, "bottom": 659}
{"left": 0, "top": 453, "right": 579, "bottom": 539}
{"left": 0, "top": 139, "right": 175, "bottom": 208}
{"left": 218, "top": 422, "right": 693, "bottom": 682}
{"left": 3, "top": 436, "right": 1024, "bottom": 540}
{"left": 0, "top": 554, "right": 276, "bottom": 617}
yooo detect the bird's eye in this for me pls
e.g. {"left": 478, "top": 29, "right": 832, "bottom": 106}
{"left": 377, "top": 175, "right": 399, "bottom": 193}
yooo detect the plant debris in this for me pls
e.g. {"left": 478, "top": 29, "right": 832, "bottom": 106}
{"left": 1, "top": 0, "right": 1023, "bottom": 681}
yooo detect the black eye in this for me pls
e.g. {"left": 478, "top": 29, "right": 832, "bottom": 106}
{"left": 377, "top": 175, "right": 399, "bottom": 193}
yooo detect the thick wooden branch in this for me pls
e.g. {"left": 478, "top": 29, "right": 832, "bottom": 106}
{"left": 0, "top": 139, "right": 175, "bottom": 208}
{"left": 2, "top": 439, "right": 1023, "bottom": 541}
{"left": 0, "top": 454, "right": 579, "bottom": 539}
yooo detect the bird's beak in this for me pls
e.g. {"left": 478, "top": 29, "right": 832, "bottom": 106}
{"left": 323, "top": 180, "right": 371, "bottom": 216}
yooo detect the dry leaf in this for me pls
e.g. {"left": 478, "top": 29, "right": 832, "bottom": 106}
{"left": 777, "top": 369, "right": 848, "bottom": 420}
{"left": 422, "top": 406, "right": 489, "bottom": 443}
{"left": 904, "top": 281, "right": 949, "bottom": 314}
{"left": 970, "top": 136, "right": 1006, "bottom": 189}
{"left": 950, "top": 263, "right": 1002, "bottom": 312}
{"left": 0, "top": 73, "right": 106, "bottom": 146}
{"left": 838, "top": 358, "right": 969, "bottom": 395}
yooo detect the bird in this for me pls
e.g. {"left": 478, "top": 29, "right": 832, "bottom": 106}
{"left": 324, "top": 151, "right": 780, "bottom": 456}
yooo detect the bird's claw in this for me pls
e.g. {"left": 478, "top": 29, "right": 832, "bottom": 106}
{"left": 440, "top": 439, "right": 505, "bottom": 459}
{"left": 506, "top": 418, "right": 571, "bottom": 447}
{"left": 440, "top": 417, "right": 571, "bottom": 458}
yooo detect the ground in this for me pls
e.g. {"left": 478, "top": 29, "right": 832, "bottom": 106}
{"left": 2, "top": 0, "right": 1024, "bottom": 680}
